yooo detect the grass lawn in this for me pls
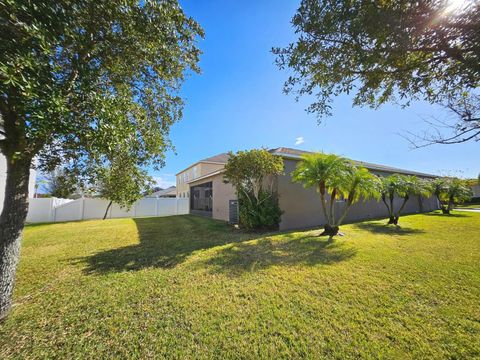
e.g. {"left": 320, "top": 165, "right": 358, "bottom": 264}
{"left": 1, "top": 212, "right": 479, "bottom": 358}
{"left": 456, "top": 203, "right": 480, "bottom": 209}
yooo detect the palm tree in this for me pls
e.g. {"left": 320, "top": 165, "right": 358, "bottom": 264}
{"left": 445, "top": 178, "right": 472, "bottom": 213}
{"left": 292, "top": 153, "right": 380, "bottom": 241}
{"left": 380, "top": 174, "right": 425, "bottom": 225}
{"left": 429, "top": 177, "right": 472, "bottom": 214}
{"left": 429, "top": 178, "right": 449, "bottom": 213}
{"left": 409, "top": 176, "right": 432, "bottom": 213}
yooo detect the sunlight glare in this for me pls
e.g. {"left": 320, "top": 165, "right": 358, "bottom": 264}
{"left": 443, "top": 0, "right": 471, "bottom": 15}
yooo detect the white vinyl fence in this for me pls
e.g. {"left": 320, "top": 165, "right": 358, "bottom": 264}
{"left": 26, "top": 197, "right": 189, "bottom": 223}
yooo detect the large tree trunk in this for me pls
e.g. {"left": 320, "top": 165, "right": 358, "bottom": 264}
{"left": 0, "top": 156, "right": 31, "bottom": 321}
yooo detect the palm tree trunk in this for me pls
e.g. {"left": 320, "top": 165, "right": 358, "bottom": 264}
{"left": 329, "top": 188, "right": 336, "bottom": 226}
{"left": 447, "top": 195, "right": 454, "bottom": 213}
{"left": 394, "top": 196, "right": 410, "bottom": 224}
{"left": 319, "top": 192, "right": 330, "bottom": 224}
{"left": 387, "top": 194, "right": 395, "bottom": 224}
{"left": 0, "top": 156, "right": 32, "bottom": 320}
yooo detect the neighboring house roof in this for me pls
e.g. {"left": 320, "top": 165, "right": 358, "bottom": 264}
{"left": 269, "top": 147, "right": 437, "bottom": 178}
{"left": 148, "top": 186, "right": 176, "bottom": 197}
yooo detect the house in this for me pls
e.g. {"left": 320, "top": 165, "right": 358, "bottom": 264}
{"left": 175, "top": 153, "right": 229, "bottom": 199}
{"left": 471, "top": 184, "right": 480, "bottom": 199}
{"left": 148, "top": 186, "right": 177, "bottom": 198}
{"left": 0, "top": 126, "right": 37, "bottom": 214}
{"left": 177, "top": 147, "right": 439, "bottom": 231}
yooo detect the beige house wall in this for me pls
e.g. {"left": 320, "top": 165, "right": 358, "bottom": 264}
{"left": 188, "top": 172, "right": 236, "bottom": 222}
{"left": 277, "top": 159, "right": 438, "bottom": 231}
{"left": 471, "top": 184, "right": 480, "bottom": 198}
{"left": 176, "top": 162, "right": 225, "bottom": 198}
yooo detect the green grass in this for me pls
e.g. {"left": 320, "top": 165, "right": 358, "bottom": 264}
{"left": 1, "top": 212, "right": 479, "bottom": 359}
{"left": 456, "top": 203, "right": 480, "bottom": 209}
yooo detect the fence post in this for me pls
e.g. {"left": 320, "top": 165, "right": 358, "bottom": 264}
{"left": 51, "top": 198, "right": 56, "bottom": 223}
{"left": 155, "top": 197, "right": 159, "bottom": 216}
{"left": 80, "top": 198, "right": 85, "bottom": 221}
{"left": 175, "top": 198, "right": 179, "bottom": 215}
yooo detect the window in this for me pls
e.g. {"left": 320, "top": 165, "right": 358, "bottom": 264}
{"left": 192, "top": 166, "right": 198, "bottom": 179}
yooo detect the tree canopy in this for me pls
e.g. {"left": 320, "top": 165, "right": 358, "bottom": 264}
{"left": 273, "top": 0, "right": 479, "bottom": 145}
{"left": 0, "top": 0, "right": 203, "bottom": 180}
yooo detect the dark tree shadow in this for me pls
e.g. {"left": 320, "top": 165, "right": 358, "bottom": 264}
{"left": 353, "top": 222, "right": 426, "bottom": 235}
{"left": 73, "top": 216, "right": 356, "bottom": 276}
{"left": 202, "top": 235, "right": 357, "bottom": 276}
{"left": 74, "top": 216, "right": 258, "bottom": 275}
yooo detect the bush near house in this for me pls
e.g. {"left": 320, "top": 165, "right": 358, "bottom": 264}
{"left": 224, "top": 149, "right": 284, "bottom": 230}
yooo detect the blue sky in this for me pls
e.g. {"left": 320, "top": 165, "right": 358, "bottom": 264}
{"left": 152, "top": 0, "right": 478, "bottom": 188}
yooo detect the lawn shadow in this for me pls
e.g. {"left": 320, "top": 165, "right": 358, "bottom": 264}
{"left": 353, "top": 222, "right": 426, "bottom": 235}
{"left": 202, "top": 234, "right": 357, "bottom": 276}
{"left": 74, "top": 216, "right": 258, "bottom": 275}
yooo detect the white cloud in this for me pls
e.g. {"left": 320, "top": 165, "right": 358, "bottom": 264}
{"left": 295, "top": 136, "right": 305, "bottom": 145}
{"left": 152, "top": 174, "right": 176, "bottom": 189}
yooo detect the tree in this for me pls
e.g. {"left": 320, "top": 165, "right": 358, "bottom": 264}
{"left": 410, "top": 177, "right": 432, "bottom": 213}
{"left": 380, "top": 174, "right": 424, "bottom": 225}
{"left": 44, "top": 167, "right": 78, "bottom": 198}
{"left": 292, "top": 153, "right": 380, "bottom": 241}
{"left": 273, "top": 0, "right": 480, "bottom": 145}
{"left": 0, "top": 0, "right": 203, "bottom": 320}
{"left": 430, "top": 177, "right": 472, "bottom": 214}
{"left": 96, "top": 156, "right": 154, "bottom": 220}
{"left": 430, "top": 177, "right": 449, "bottom": 213}
{"left": 223, "top": 149, "right": 284, "bottom": 230}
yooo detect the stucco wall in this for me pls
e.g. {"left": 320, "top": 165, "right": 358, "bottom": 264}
{"left": 277, "top": 159, "right": 438, "bottom": 231}
{"left": 189, "top": 172, "right": 236, "bottom": 222}
{"left": 177, "top": 162, "right": 225, "bottom": 197}
{"left": 471, "top": 184, "right": 480, "bottom": 198}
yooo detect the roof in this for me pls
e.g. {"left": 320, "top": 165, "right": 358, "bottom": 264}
{"left": 200, "top": 153, "right": 230, "bottom": 164}
{"left": 176, "top": 153, "right": 230, "bottom": 175}
{"left": 186, "top": 169, "right": 224, "bottom": 184}
{"left": 149, "top": 186, "right": 176, "bottom": 197}
{"left": 178, "top": 147, "right": 437, "bottom": 181}
{"left": 269, "top": 147, "right": 437, "bottom": 178}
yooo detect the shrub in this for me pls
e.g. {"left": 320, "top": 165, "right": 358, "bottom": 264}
{"left": 238, "top": 190, "right": 283, "bottom": 231}
{"left": 224, "top": 149, "right": 284, "bottom": 230}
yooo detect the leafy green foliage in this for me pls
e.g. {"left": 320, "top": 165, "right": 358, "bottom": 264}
{"left": 429, "top": 177, "right": 472, "bottom": 213}
{"left": 223, "top": 149, "right": 284, "bottom": 230}
{"left": 0, "top": 0, "right": 203, "bottom": 182}
{"left": 238, "top": 190, "right": 283, "bottom": 231}
{"left": 95, "top": 155, "right": 154, "bottom": 213}
{"left": 44, "top": 167, "right": 78, "bottom": 198}
{"left": 273, "top": 0, "right": 480, "bottom": 144}
{"left": 292, "top": 152, "right": 380, "bottom": 238}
